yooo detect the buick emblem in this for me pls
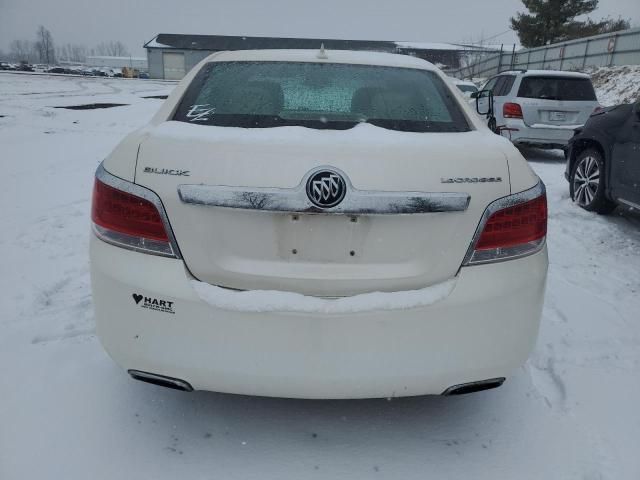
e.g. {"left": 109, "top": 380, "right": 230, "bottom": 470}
{"left": 306, "top": 169, "right": 347, "bottom": 208}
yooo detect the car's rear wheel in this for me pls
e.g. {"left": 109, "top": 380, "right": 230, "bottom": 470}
{"left": 570, "top": 149, "right": 616, "bottom": 214}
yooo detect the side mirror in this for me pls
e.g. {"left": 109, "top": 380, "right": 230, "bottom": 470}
{"left": 475, "top": 89, "right": 494, "bottom": 117}
{"left": 470, "top": 91, "right": 479, "bottom": 99}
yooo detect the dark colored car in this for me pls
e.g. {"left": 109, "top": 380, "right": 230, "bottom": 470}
{"left": 565, "top": 100, "right": 640, "bottom": 213}
{"left": 47, "top": 67, "right": 68, "bottom": 74}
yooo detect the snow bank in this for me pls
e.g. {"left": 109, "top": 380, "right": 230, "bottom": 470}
{"left": 191, "top": 278, "right": 456, "bottom": 314}
{"left": 590, "top": 65, "right": 640, "bottom": 106}
{"left": 147, "top": 120, "right": 494, "bottom": 156}
{"left": 152, "top": 117, "right": 460, "bottom": 144}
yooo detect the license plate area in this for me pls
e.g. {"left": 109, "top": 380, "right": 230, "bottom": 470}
{"left": 549, "top": 111, "right": 566, "bottom": 121}
{"left": 276, "top": 213, "right": 367, "bottom": 262}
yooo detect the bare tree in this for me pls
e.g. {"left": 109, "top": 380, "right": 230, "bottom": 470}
{"left": 70, "top": 44, "right": 87, "bottom": 62}
{"left": 9, "top": 39, "right": 38, "bottom": 63}
{"left": 95, "top": 41, "right": 130, "bottom": 57}
{"left": 35, "top": 25, "right": 55, "bottom": 64}
{"left": 56, "top": 43, "right": 87, "bottom": 63}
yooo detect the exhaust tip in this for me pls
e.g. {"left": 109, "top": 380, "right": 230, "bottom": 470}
{"left": 441, "top": 377, "right": 505, "bottom": 396}
{"left": 128, "top": 370, "right": 193, "bottom": 392}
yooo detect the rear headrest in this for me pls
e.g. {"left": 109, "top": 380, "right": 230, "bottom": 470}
{"left": 369, "top": 90, "right": 427, "bottom": 120}
{"left": 351, "top": 87, "right": 427, "bottom": 120}
{"left": 217, "top": 81, "right": 284, "bottom": 115}
{"left": 351, "top": 87, "right": 384, "bottom": 117}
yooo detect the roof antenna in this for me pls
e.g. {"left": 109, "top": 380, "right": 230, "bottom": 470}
{"left": 317, "top": 43, "right": 328, "bottom": 59}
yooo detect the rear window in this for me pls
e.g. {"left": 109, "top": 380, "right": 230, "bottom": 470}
{"left": 493, "top": 75, "right": 516, "bottom": 96}
{"left": 173, "top": 62, "right": 470, "bottom": 133}
{"left": 517, "top": 76, "right": 596, "bottom": 101}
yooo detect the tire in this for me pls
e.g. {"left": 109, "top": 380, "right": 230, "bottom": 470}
{"left": 570, "top": 149, "right": 616, "bottom": 214}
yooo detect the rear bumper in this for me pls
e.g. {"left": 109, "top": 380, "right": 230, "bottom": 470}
{"left": 502, "top": 119, "right": 578, "bottom": 148}
{"left": 90, "top": 235, "right": 548, "bottom": 399}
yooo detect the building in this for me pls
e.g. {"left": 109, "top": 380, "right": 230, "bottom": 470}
{"left": 85, "top": 55, "right": 148, "bottom": 71}
{"left": 144, "top": 33, "right": 490, "bottom": 80}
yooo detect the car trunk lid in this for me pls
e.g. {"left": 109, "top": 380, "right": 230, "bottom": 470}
{"left": 134, "top": 121, "right": 511, "bottom": 296}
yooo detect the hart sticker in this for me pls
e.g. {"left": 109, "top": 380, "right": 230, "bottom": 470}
{"left": 132, "top": 293, "right": 175, "bottom": 314}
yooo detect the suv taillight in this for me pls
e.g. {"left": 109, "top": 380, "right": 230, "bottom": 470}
{"left": 464, "top": 182, "right": 547, "bottom": 265}
{"left": 503, "top": 102, "right": 523, "bottom": 119}
{"left": 91, "top": 166, "right": 177, "bottom": 257}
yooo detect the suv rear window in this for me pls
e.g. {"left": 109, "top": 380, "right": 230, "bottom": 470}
{"left": 173, "top": 62, "right": 470, "bottom": 133}
{"left": 517, "top": 76, "right": 596, "bottom": 101}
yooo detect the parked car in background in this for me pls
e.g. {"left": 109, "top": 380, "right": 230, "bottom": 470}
{"left": 91, "top": 49, "right": 548, "bottom": 399}
{"left": 47, "top": 67, "right": 68, "bottom": 74}
{"left": 565, "top": 100, "right": 640, "bottom": 213}
{"left": 476, "top": 70, "right": 599, "bottom": 149}
{"left": 451, "top": 78, "right": 478, "bottom": 97}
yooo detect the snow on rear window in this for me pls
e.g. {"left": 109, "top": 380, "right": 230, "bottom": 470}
{"left": 173, "top": 61, "right": 470, "bottom": 133}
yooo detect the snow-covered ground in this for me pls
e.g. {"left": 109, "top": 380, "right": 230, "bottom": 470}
{"left": 1, "top": 73, "right": 639, "bottom": 479}
{"left": 588, "top": 65, "right": 640, "bottom": 106}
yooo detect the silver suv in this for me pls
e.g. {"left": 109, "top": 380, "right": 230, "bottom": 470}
{"left": 477, "top": 70, "right": 599, "bottom": 149}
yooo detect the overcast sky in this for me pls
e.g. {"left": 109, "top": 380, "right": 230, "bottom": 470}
{"left": 1, "top": 0, "right": 638, "bottom": 56}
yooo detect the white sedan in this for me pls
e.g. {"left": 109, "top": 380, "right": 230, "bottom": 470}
{"left": 90, "top": 48, "right": 548, "bottom": 399}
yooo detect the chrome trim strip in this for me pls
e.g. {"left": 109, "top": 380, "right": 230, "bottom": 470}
{"left": 94, "top": 163, "right": 183, "bottom": 259}
{"left": 462, "top": 180, "right": 546, "bottom": 266}
{"left": 178, "top": 166, "right": 470, "bottom": 215}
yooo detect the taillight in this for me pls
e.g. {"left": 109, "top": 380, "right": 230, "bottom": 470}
{"left": 91, "top": 165, "right": 177, "bottom": 257}
{"left": 503, "top": 102, "right": 523, "bottom": 119}
{"left": 464, "top": 182, "right": 547, "bottom": 265}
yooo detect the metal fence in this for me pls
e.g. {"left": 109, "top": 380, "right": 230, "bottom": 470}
{"left": 452, "top": 27, "right": 640, "bottom": 79}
